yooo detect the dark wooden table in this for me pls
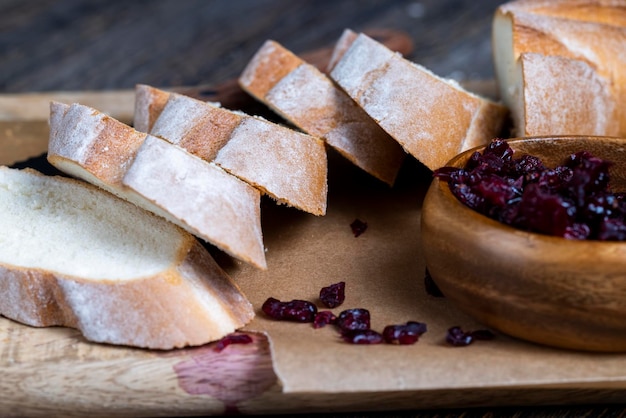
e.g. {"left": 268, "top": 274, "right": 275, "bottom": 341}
{"left": 2, "top": 1, "right": 626, "bottom": 417}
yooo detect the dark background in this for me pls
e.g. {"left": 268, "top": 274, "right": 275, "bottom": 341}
{"left": 2, "top": 0, "right": 501, "bottom": 93}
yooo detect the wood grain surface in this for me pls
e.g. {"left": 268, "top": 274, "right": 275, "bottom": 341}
{"left": 2, "top": 0, "right": 626, "bottom": 417}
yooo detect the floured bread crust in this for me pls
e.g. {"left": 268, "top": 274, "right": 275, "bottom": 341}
{"left": 0, "top": 240, "right": 254, "bottom": 350}
{"left": 135, "top": 86, "right": 328, "bottom": 216}
{"left": 519, "top": 52, "right": 618, "bottom": 136}
{"left": 122, "top": 135, "right": 266, "bottom": 269}
{"left": 0, "top": 167, "right": 254, "bottom": 350}
{"left": 329, "top": 33, "right": 508, "bottom": 171}
{"left": 48, "top": 101, "right": 267, "bottom": 269}
{"left": 326, "top": 29, "right": 359, "bottom": 73}
{"left": 493, "top": 0, "right": 626, "bottom": 137}
{"left": 239, "top": 38, "right": 406, "bottom": 186}
{"left": 133, "top": 84, "right": 171, "bottom": 133}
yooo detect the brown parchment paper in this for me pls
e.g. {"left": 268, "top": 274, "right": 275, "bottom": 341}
{"left": 225, "top": 150, "right": 626, "bottom": 394}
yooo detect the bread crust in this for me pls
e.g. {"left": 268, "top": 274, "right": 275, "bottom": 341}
{"left": 133, "top": 84, "right": 171, "bottom": 133}
{"left": 519, "top": 52, "right": 618, "bottom": 136}
{"left": 48, "top": 101, "right": 267, "bottom": 270}
{"left": 0, "top": 239, "right": 254, "bottom": 350}
{"left": 239, "top": 39, "right": 406, "bottom": 186}
{"left": 499, "top": 0, "right": 626, "bottom": 26}
{"left": 122, "top": 135, "right": 266, "bottom": 269}
{"left": 136, "top": 86, "right": 328, "bottom": 215}
{"left": 0, "top": 168, "right": 254, "bottom": 350}
{"left": 326, "top": 29, "right": 359, "bottom": 73}
{"left": 493, "top": 0, "right": 626, "bottom": 136}
{"left": 329, "top": 33, "right": 508, "bottom": 171}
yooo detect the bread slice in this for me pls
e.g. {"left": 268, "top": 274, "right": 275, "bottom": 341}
{"left": 329, "top": 32, "right": 508, "bottom": 171}
{"left": 48, "top": 101, "right": 267, "bottom": 270}
{"left": 493, "top": 0, "right": 626, "bottom": 137}
{"left": 326, "top": 29, "right": 359, "bottom": 75}
{"left": 135, "top": 85, "right": 328, "bottom": 216}
{"left": 515, "top": 52, "right": 617, "bottom": 136}
{"left": 238, "top": 38, "right": 406, "bottom": 186}
{"left": 0, "top": 166, "right": 254, "bottom": 349}
{"left": 133, "top": 83, "right": 170, "bottom": 133}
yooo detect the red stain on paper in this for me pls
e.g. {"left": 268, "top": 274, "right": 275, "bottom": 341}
{"left": 170, "top": 332, "right": 276, "bottom": 414}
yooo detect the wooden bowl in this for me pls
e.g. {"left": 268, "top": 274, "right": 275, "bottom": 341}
{"left": 421, "top": 136, "right": 626, "bottom": 352}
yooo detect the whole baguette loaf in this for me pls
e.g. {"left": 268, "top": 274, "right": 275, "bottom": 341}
{"left": 135, "top": 85, "right": 328, "bottom": 216}
{"left": 48, "top": 101, "right": 267, "bottom": 270}
{"left": 329, "top": 32, "right": 508, "bottom": 171}
{"left": 0, "top": 166, "right": 254, "bottom": 349}
{"left": 493, "top": 0, "right": 626, "bottom": 137}
{"left": 238, "top": 37, "right": 406, "bottom": 186}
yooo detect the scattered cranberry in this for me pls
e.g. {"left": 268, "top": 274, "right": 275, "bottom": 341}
{"left": 434, "top": 138, "right": 626, "bottom": 241}
{"left": 213, "top": 333, "right": 253, "bottom": 352}
{"left": 261, "top": 297, "right": 317, "bottom": 323}
{"left": 424, "top": 268, "right": 444, "bottom": 297}
{"left": 341, "top": 329, "right": 384, "bottom": 344}
{"left": 319, "top": 281, "right": 346, "bottom": 308}
{"left": 446, "top": 326, "right": 495, "bottom": 347}
{"left": 446, "top": 326, "right": 474, "bottom": 346}
{"left": 350, "top": 219, "right": 368, "bottom": 237}
{"left": 382, "top": 321, "right": 428, "bottom": 345}
{"left": 336, "top": 308, "right": 371, "bottom": 332}
{"left": 263, "top": 285, "right": 446, "bottom": 347}
{"left": 313, "top": 310, "right": 337, "bottom": 329}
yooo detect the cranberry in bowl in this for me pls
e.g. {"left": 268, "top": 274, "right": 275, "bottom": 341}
{"left": 421, "top": 136, "right": 626, "bottom": 352}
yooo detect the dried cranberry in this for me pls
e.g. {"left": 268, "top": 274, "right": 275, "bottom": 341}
{"left": 437, "top": 138, "right": 626, "bottom": 241}
{"left": 563, "top": 222, "right": 591, "bottom": 240}
{"left": 350, "top": 219, "right": 368, "bottom": 237}
{"left": 432, "top": 166, "right": 462, "bottom": 182}
{"left": 313, "top": 310, "right": 337, "bottom": 329}
{"left": 582, "top": 192, "right": 618, "bottom": 223}
{"left": 565, "top": 150, "right": 612, "bottom": 198}
{"left": 598, "top": 218, "right": 626, "bottom": 240}
{"left": 484, "top": 137, "right": 515, "bottom": 160}
{"left": 261, "top": 297, "right": 317, "bottom": 323}
{"left": 319, "top": 281, "right": 346, "bottom": 308}
{"left": 446, "top": 326, "right": 474, "bottom": 346}
{"left": 516, "top": 183, "right": 576, "bottom": 237}
{"left": 450, "top": 182, "right": 485, "bottom": 212}
{"left": 446, "top": 326, "right": 495, "bottom": 346}
{"left": 341, "top": 329, "right": 384, "bottom": 344}
{"left": 514, "top": 154, "right": 545, "bottom": 181}
{"left": 382, "top": 321, "right": 427, "bottom": 345}
{"left": 213, "top": 333, "right": 253, "bottom": 352}
{"left": 336, "top": 308, "right": 370, "bottom": 331}
{"left": 476, "top": 173, "right": 519, "bottom": 208}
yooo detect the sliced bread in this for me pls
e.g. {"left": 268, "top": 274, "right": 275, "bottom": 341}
{"left": 328, "top": 32, "right": 508, "bottom": 171}
{"left": 135, "top": 85, "right": 328, "bottom": 216}
{"left": 0, "top": 166, "right": 254, "bottom": 349}
{"left": 238, "top": 38, "right": 406, "bottom": 186}
{"left": 47, "top": 101, "right": 267, "bottom": 270}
